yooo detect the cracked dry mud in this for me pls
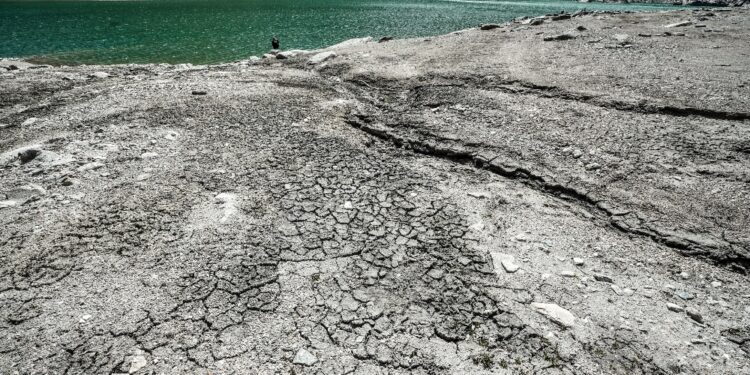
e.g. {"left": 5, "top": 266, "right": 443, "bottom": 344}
{"left": 2, "top": 8, "right": 750, "bottom": 375}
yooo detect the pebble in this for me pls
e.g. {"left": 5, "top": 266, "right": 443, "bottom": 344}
{"left": 667, "top": 303, "right": 684, "bottom": 313}
{"left": 572, "top": 149, "right": 583, "bottom": 158}
{"left": 140, "top": 152, "right": 159, "bottom": 159}
{"left": 128, "top": 355, "right": 147, "bottom": 373}
{"left": 344, "top": 201, "right": 353, "bottom": 209}
{"left": 611, "top": 285, "right": 623, "bottom": 295}
{"left": 594, "top": 273, "right": 614, "bottom": 283}
{"left": 22, "top": 117, "right": 37, "bottom": 126}
{"left": 90, "top": 72, "right": 109, "bottom": 79}
{"left": 680, "top": 272, "right": 690, "bottom": 280}
{"left": 560, "top": 270, "right": 576, "bottom": 277}
{"left": 491, "top": 253, "right": 520, "bottom": 274}
{"left": 686, "top": 308, "right": 703, "bottom": 324}
{"left": 710, "top": 281, "right": 722, "bottom": 288}
{"left": 676, "top": 291, "right": 694, "bottom": 300}
{"left": 543, "top": 33, "right": 576, "bottom": 41}
{"left": 573, "top": 257, "right": 584, "bottom": 266}
{"left": 77, "top": 162, "right": 104, "bottom": 172}
{"left": 531, "top": 302, "right": 576, "bottom": 327}
{"left": 293, "top": 349, "right": 318, "bottom": 366}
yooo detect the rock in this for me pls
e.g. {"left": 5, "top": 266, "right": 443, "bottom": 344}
{"left": 480, "top": 24, "right": 501, "bottom": 31}
{"left": 594, "top": 273, "right": 614, "bottom": 283}
{"left": 638, "top": 33, "right": 652, "bottom": 37}
{"left": 378, "top": 36, "right": 393, "bottom": 43}
{"left": 344, "top": 201, "right": 353, "bottom": 209}
{"left": 676, "top": 291, "right": 694, "bottom": 300}
{"left": 611, "top": 285, "right": 623, "bottom": 295}
{"left": 140, "top": 152, "right": 159, "bottom": 159}
{"left": 544, "top": 33, "right": 576, "bottom": 41}
{"left": 293, "top": 349, "right": 318, "bottom": 366}
{"left": 711, "top": 281, "right": 723, "bottom": 287}
{"left": 77, "top": 162, "right": 104, "bottom": 172}
{"left": 585, "top": 163, "right": 601, "bottom": 170}
{"left": 686, "top": 308, "right": 704, "bottom": 323}
{"left": 128, "top": 355, "right": 147, "bottom": 373}
{"left": 308, "top": 51, "right": 337, "bottom": 65}
{"left": 531, "top": 302, "right": 575, "bottom": 327}
{"left": 667, "top": 303, "right": 684, "bottom": 312}
{"left": 665, "top": 21, "right": 693, "bottom": 28}
{"left": 572, "top": 149, "right": 583, "bottom": 158}
{"left": 191, "top": 90, "right": 207, "bottom": 96}
{"left": 560, "top": 270, "right": 576, "bottom": 277}
{"left": 90, "top": 72, "right": 109, "bottom": 79}
{"left": 573, "top": 257, "right": 584, "bottom": 266}
{"left": 491, "top": 253, "right": 520, "bottom": 274}
{"left": 612, "top": 34, "right": 630, "bottom": 45}
{"left": 551, "top": 14, "right": 571, "bottom": 21}
{"left": 22, "top": 117, "right": 37, "bottom": 126}
{"left": 277, "top": 50, "right": 306, "bottom": 59}
{"left": 18, "top": 149, "right": 41, "bottom": 164}
{"left": 576, "top": 25, "right": 587, "bottom": 31}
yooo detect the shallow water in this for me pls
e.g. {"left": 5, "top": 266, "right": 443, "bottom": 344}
{"left": 0, "top": 0, "right": 677, "bottom": 65}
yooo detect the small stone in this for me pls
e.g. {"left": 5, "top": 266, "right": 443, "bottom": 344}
{"left": 560, "top": 270, "right": 576, "bottom": 277}
{"left": 612, "top": 34, "right": 630, "bottom": 45}
{"left": 293, "top": 349, "right": 318, "bottom": 366}
{"left": 344, "top": 201, "right": 353, "bottom": 209}
{"left": 594, "top": 273, "right": 613, "bottom": 283}
{"left": 136, "top": 173, "right": 151, "bottom": 181}
{"left": 611, "top": 285, "right": 623, "bottom": 295}
{"left": 680, "top": 272, "right": 690, "bottom": 279}
{"left": 572, "top": 149, "right": 583, "bottom": 158}
{"left": 128, "top": 355, "right": 147, "bottom": 373}
{"left": 90, "top": 72, "right": 109, "bottom": 79}
{"left": 480, "top": 24, "right": 501, "bottom": 31}
{"left": 622, "top": 288, "right": 634, "bottom": 296}
{"left": 686, "top": 308, "right": 703, "bottom": 324}
{"left": 573, "top": 257, "right": 584, "bottom": 266}
{"left": 22, "top": 117, "right": 37, "bottom": 126}
{"left": 665, "top": 21, "right": 692, "bottom": 28}
{"left": 140, "top": 152, "right": 159, "bottom": 159}
{"left": 666, "top": 303, "right": 684, "bottom": 313}
{"left": 531, "top": 302, "right": 575, "bottom": 327}
{"left": 576, "top": 25, "right": 587, "bottom": 31}
{"left": 585, "top": 163, "right": 601, "bottom": 170}
{"left": 711, "top": 281, "right": 722, "bottom": 288}
{"left": 676, "top": 291, "right": 694, "bottom": 300}
{"left": 77, "top": 162, "right": 104, "bottom": 172}
{"left": 491, "top": 253, "right": 520, "bottom": 274}
{"left": 543, "top": 33, "right": 576, "bottom": 41}
{"left": 18, "top": 149, "right": 41, "bottom": 163}
{"left": 191, "top": 90, "right": 207, "bottom": 95}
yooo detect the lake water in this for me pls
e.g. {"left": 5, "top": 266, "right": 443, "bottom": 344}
{"left": 0, "top": 0, "right": 677, "bottom": 65}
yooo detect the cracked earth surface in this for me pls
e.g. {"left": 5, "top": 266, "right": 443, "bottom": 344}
{"left": 1, "top": 8, "right": 750, "bottom": 375}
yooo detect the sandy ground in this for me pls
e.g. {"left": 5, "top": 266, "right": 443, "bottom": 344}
{"left": 1, "top": 7, "right": 749, "bottom": 375}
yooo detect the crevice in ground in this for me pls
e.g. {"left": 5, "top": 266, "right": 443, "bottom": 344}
{"left": 343, "top": 112, "right": 750, "bottom": 273}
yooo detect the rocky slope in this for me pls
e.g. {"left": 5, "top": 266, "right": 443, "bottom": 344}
{"left": 1, "top": 8, "right": 749, "bottom": 375}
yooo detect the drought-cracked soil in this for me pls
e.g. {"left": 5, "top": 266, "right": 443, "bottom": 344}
{"left": 1, "top": 8, "right": 750, "bottom": 375}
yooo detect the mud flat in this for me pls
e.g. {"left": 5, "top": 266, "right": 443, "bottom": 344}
{"left": 1, "top": 8, "right": 750, "bottom": 375}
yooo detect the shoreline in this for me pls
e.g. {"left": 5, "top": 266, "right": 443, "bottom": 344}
{"left": 0, "top": 6, "right": 734, "bottom": 69}
{"left": 2, "top": 7, "right": 749, "bottom": 375}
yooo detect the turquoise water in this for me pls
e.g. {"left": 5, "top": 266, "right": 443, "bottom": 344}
{"left": 0, "top": 0, "right": 677, "bottom": 65}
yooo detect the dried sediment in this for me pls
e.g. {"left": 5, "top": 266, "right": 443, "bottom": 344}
{"left": 1, "top": 8, "right": 749, "bottom": 375}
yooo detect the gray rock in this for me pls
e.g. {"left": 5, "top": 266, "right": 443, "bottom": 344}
{"left": 480, "top": 24, "right": 501, "bottom": 31}
{"left": 531, "top": 302, "right": 575, "bottom": 327}
{"left": 594, "top": 273, "right": 614, "bottom": 283}
{"left": 77, "top": 162, "right": 104, "bottom": 172}
{"left": 544, "top": 33, "right": 576, "bottom": 42}
{"left": 676, "top": 291, "right": 694, "bottom": 300}
{"left": 667, "top": 303, "right": 684, "bottom": 312}
{"left": 293, "top": 349, "right": 318, "bottom": 366}
{"left": 90, "top": 72, "right": 109, "bottom": 79}
{"left": 560, "top": 270, "right": 576, "bottom": 277}
{"left": 573, "top": 257, "right": 584, "bottom": 266}
{"left": 686, "top": 308, "right": 703, "bottom": 323}
{"left": 491, "top": 253, "right": 520, "bottom": 274}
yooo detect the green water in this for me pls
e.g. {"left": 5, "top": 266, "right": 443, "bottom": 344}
{"left": 0, "top": 0, "right": 677, "bottom": 65}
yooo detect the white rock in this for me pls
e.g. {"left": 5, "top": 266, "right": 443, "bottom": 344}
{"left": 293, "top": 348, "right": 318, "bottom": 366}
{"left": 344, "top": 201, "right": 353, "bottom": 209}
{"left": 22, "top": 117, "right": 37, "bottom": 126}
{"left": 308, "top": 51, "right": 337, "bottom": 65}
{"left": 710, "top": 281, "right": 722, "bottom": 288}
{"left": 140, "top": 152, "right": 159, "bottom": 159}
{"left": 491, "top": 253, "right": 520, "bottom": 274}
{"left": 665, "top": 21, "right": 693, "bottom": 28}
{"left": 91, "top": 72, "right": 110, "bottom": 79}
{"left": 531, "top": 302, "right": 575, "bottom": 327}
{"left": 560, "top": 270, "right": 576, "bottom": 277}
{"left": 573, "top": 257, "right": 584, "bottom": 266}
{"left": 128, "top": 355, "right": 147, "bottom": 373}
